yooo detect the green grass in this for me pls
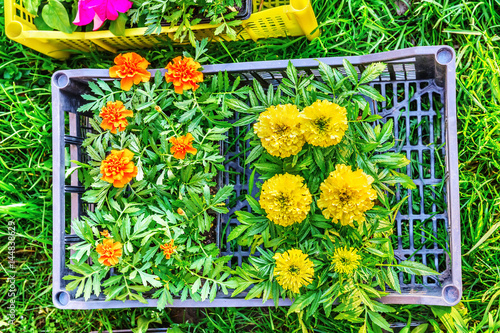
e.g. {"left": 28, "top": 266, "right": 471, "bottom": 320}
{"left": 1, "top": 0, "right": 500, "bottom": 332}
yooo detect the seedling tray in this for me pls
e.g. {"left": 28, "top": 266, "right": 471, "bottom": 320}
{"left": 161, "top": 0, "right": 253, "bottom": 26}
{"left": 6, "top": 0, "right": 319, "bottom": 60}
{"left": 52, "top": 46, "right": 460, "bottom": 309}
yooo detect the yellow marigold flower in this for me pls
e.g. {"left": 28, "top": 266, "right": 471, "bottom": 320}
{"left": 96, "top": 239, "right": 122, "bottom": 266}
{"left": 160, "top": 240, "right": 177, "bottom": 259}
{"left": 301, "top": 100, "right": 348, "bottom": 147}
{"left": 253, "top": 104, "right": 305, "bottom": 158}
{"left": 331, "top": 247, "right": 361, "bottom": 274}
{"left": 273, "top": 249, "right": 314, "bottom": 294}
{"left": 260, "top": 173, "right": 312, "bottom": 227}
{"left": 318, "top": 164, "right": 377, "bottom": 226}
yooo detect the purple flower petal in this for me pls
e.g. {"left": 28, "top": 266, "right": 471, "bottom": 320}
{"left": 106, "top": 2, "right": 119, "bottom": 21}
{"left": 92, "top": 13, "right": 105, "bottom": 30}
{"left": 93, "top": 3, "right": 107, "bottom": 23}
{"left": 111, "top": 0, "right": 133, "bottom": 15}
{"left": 73, "top": 0, "right": 96, "bottom": 26}
{"left": 73, "top": 0, "right": 132, "bottom": 30}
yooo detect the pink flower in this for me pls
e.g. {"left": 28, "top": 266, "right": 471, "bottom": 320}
{"left": 73, "top": 0, "right": 133, "bottom": 31}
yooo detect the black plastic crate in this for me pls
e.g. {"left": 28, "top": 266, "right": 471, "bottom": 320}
{"left": 52, "top": 46, "right": 460, "bottom": 309}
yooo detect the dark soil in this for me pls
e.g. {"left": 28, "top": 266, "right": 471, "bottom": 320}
{"left": 199, "top": 186, "right": 219, "bottom": 246}
{"left": 201, "top": 211, "right": 217, "bottom": 246}
{"left": 169, "top": 307, "right": 202, "bottom": 324}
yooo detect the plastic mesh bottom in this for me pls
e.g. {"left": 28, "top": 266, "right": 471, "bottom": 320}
{"left": 372, "top": 79, "right": 449, "bottom": 290}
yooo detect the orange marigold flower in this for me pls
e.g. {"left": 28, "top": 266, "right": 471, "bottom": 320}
{"left": 109, "top": 52, "right": 151, "bottom": 91}
{"left": 100, "top": 230, "right": 111, "bottom": 238}
{"left": 100, "top": 149, "right": 138, "bottom": 188}
{"left": 165, "top": 56, "right": 203, "bottom": 94}
{"left": 160, "top": 240, "right": 177, "bottom": 259}
{"left": 177, "top": 208, "right": 186, "bottom": 216}
{"left": 99, "top": 101, "right": 133, "bottom": 134}
{"left": 96, "top": 238, "right": 122, "bottom": 266}
{"left": 169, "top": 133, "right": 197, "bottom": 159}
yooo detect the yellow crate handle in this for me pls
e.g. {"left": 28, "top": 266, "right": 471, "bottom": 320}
{"left": 288, "top": 0, "right": 320, "bottom": 40}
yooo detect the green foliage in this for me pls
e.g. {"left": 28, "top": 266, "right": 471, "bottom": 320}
{"left": 40, "top": 0, "right": 74, "bottom": 34}
{"left": 65, "top": 44, "right": 245, "bottom": 305}
{"left": 109, "top": 13, "right": 129, "bottom": 37}
{"left": 226, "top": 61, "right": 439, "bottom": 331}
{"left": 129, "top": 0, "right": 243, "bottom": 43}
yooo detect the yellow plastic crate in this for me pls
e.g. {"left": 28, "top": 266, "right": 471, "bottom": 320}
{"left": 5, "top": 0, "right": 319, "bottom": 59}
